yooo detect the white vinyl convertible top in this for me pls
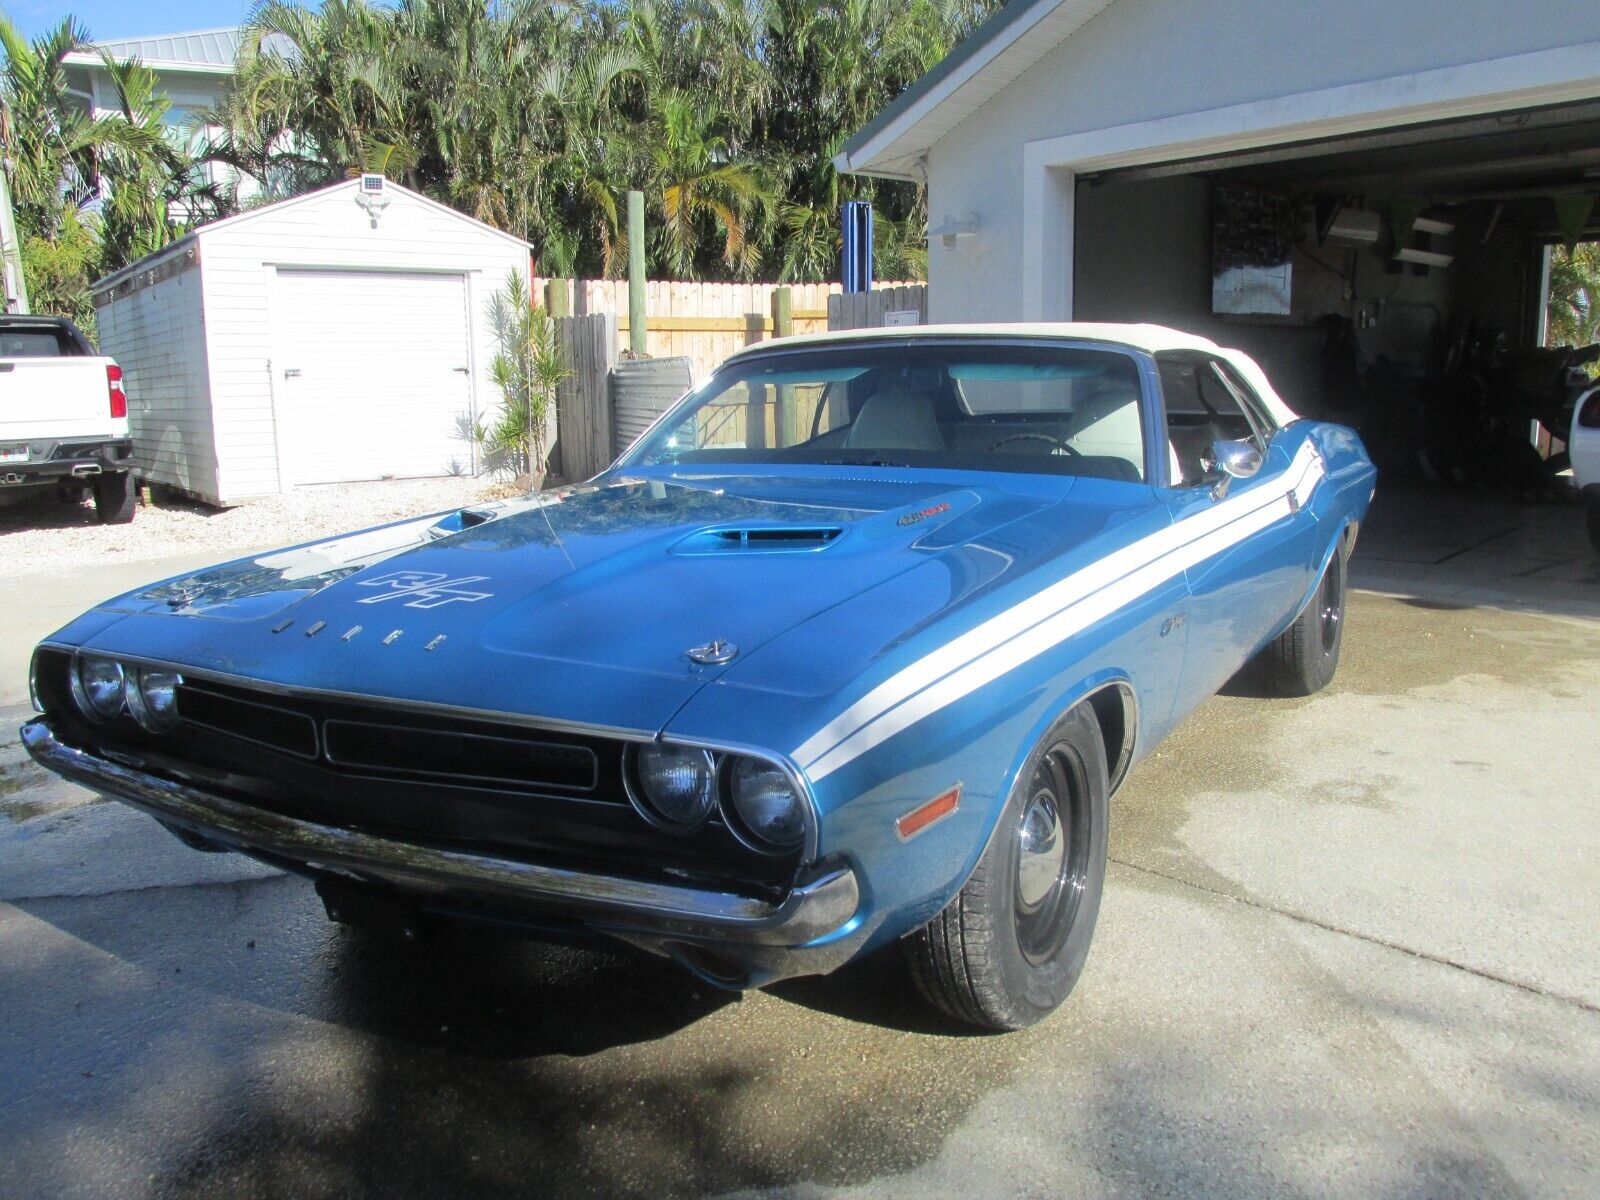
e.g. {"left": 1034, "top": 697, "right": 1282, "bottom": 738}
{"left": 729, "top": 322, "right": 1300, "bottom": 424}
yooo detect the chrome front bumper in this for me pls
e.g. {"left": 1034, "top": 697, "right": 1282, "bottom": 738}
{"left": 21, "top": 719, "right": 861, "bottom": 984}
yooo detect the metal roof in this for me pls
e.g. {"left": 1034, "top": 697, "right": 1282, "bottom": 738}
{"left": 63, "top": 26, "right": 244, "bottom": 74}
{"left": 834, "top": 0, "right": 1116, "bottom": 181}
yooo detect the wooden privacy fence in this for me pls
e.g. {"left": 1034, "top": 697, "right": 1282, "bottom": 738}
{"left": 546, "top": 280, "right": 929, "bottom": 484}
{"left": 827, "top": 285, "right": 929, "bottom": 331}
{"left": 537, "top": 277, "right": 921, "bottom": 381}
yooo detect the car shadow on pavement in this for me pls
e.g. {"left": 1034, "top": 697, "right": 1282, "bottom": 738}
{"left": 5, "top": 871, "right": 1035, "bottom": 1199}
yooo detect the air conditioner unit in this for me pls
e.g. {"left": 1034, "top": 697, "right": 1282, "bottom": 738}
{"left": 1323, "top": 207, "right": 1381, "bottom": 248}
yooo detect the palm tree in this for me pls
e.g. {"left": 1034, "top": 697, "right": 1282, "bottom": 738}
{"left": 1547, "top": 242, "right": 1600, "bottom": 349}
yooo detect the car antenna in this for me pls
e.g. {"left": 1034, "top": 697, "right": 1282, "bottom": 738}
{"left": 535, "top": 487, "right": 575, "bottom": 570}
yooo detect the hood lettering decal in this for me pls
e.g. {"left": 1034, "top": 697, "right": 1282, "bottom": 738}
{"left": 357, "top": 571, "right": 493, "bottom": 609}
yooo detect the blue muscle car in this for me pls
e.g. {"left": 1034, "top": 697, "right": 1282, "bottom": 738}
{"left": 23, "top": 324, "right": 1375, "bottom": 1030}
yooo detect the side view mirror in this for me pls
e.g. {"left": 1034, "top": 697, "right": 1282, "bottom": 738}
{"left": 1204, "top": 439, "right": 1263, "bottom": 500}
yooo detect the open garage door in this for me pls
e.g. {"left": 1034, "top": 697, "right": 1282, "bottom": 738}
{"left": 272, "top": 268, "right": 473, "bottom": 487}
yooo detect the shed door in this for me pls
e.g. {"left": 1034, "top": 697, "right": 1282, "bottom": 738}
{"left": 272, "top": 268, "right": 472, "bottom": 486}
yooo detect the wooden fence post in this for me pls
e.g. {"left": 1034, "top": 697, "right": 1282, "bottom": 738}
{"left": 555, "top": 312, "right": 618, "bottom": 482}
{"left": 771, "top": 287, "right": 803, "bottom": 445}
{"left": 544, "top": 278, "right": 571, "bottom": 318}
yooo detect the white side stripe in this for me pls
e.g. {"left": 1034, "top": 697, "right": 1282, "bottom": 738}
{"left": 798, "top": 446, "right": 1324, "bottom": 780}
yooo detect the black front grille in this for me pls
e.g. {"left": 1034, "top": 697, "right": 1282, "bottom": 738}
{"left": 322, "top": 719, "right": 599, "bottom": 791}
{"left": 178, "top": 683, "right": 318, "bottom": 759}
{"left": 173, "top": 677, "right": 618, "bottom": 801}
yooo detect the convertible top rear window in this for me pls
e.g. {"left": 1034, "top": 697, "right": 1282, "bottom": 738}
{"left": 626, "top": 342, "right": 1149, "bottom": 482}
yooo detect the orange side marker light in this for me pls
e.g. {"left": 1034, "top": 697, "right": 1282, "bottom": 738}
{"left": 895, "top": 785, "right": 961, "bottom": 842}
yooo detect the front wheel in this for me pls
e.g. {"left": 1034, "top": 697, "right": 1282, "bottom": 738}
{"left": 904, "top": 705, "right": 1109, "bottom": 1031}
{"left": 1256, "top": 540, "right": 1347, "bottom": 696}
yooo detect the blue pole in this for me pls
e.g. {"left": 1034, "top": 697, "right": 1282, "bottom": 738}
{"left": 841, "top": 201, "right": 873, "bottom": 294}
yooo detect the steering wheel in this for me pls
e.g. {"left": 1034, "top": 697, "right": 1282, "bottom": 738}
{"left": 989, "top": 432, "right": 1080, "bottom": 456}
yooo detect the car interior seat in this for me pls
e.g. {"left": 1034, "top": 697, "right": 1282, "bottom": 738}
{"left": 846, "top": 386, "right": 945, "bottom": 451}
{"left": 1066, "top": 382, "right": 1144, "bottom": 476}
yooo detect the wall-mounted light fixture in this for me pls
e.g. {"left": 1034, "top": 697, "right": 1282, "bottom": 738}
{"left": 928, "top": 215, "right": 978, "bottom": 249}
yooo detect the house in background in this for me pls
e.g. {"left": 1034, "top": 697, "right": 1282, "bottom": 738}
{"left": 836, "top": 0, "right": 1600, "bottom": 416}
{"left": 60, "top": 26, "right": 264, "bottom": 204}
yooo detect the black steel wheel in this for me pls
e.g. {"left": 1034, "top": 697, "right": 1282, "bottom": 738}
{"left": 1256, "top": 539, "right": 1348, "bottom": 697}
{"left": 904, "top": 704, "right": 1109, "bottom": 1031}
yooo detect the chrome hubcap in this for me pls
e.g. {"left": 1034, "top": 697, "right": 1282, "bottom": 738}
{"left": 1016, "top": 789, "right": 1065, "bottom": 910}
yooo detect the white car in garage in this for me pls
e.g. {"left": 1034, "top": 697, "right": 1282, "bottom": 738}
{"left": 1574, "top": 383, "right": 1600, "bottom": 552}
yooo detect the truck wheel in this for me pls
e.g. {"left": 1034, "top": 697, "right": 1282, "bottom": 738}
{"left": 904, "top": 704, "right": 1108, "bottom": 1031}
{"left": 92, "top": 472, "right": 137, "bottom": 524}
{"left": 1258, "top": 539, "right": 1347, "bottom": 696}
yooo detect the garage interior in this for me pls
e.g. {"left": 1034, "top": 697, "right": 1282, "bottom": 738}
{"left": 1070, "top": 98, "right": 1600, "bottom": 602}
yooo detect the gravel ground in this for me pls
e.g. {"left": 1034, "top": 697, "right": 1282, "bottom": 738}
{"left": 0, "top": 476, "right": 521, "bottom": 577}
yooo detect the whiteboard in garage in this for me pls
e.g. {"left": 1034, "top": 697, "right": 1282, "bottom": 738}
{"left": 272, "top": 268, "right": 473, "bottom": 486}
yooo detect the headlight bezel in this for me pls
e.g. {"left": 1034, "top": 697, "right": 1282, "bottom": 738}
{"left": 625, "top": 740, "right": 816, "bottom": 856}
{"left": 70, "top": 655, "right": 127, "bottom": 722}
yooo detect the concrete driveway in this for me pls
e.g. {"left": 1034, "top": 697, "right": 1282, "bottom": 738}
{"left": 2, "top": 486, "right": 1597, "bottom": 1198}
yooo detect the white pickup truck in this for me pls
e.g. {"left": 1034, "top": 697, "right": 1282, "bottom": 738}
{"left": 0, "top": 315, "right": 137, "bottom": 523}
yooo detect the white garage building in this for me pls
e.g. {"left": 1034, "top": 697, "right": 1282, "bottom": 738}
{"left": 93, "top": 178, "right": 531, "bottom": 505}
{"left": 836, "top": 0, "right": 1600, "bottom": 414}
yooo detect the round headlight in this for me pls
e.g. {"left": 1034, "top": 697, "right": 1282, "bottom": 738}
{"left": 632, "top": 743, "right": 717, "bottom": 829}
{"left": 126, "top": 667, "right": 182, "bottom": 733}
{"left": 72, "top": 656, "right": 126, "bottom": 721}
{"left": 727, "top": 757, "right": 806, "bottom": 851}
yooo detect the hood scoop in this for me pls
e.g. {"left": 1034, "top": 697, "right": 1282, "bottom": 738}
{"left": 673, "top": 525, "right": 844, "bottom": 555}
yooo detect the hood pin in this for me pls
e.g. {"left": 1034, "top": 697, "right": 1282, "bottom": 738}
{"left": 382, "top": 630, "right": 404, "bottom": 646}
{"left": 425, "top": 635, "right": 447, "bottom": 651}
{"left": 687, "top": 639, "right": 738, "bottom": 666}
{"left": 341, "top": 626, "right": 363, "bottom": 641}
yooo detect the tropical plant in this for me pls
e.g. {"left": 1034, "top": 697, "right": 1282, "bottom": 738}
{"left": 1547, "top": 242, "right": 1600, "bottom": 351}
{"left": 477, "top": 270, "right": 571, "bottom": 480}
{"left": 215, "top": 0, "right": 1002, "bottom": 282}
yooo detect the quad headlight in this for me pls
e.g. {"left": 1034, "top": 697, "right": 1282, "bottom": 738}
{"left": 626, "top": 743, "right": 810, "bottom": 852}
{"left": 68, "top": 655, "right": 183, "bottom": 731}
{"left": 125, "top": 667, "right": 183, "bottom": 733}
{"left": 726, "top": 757, "right": 806, "bottom": 852}
{"left": 71, "top": 656, "right": 127, "bottom": 721}
{"left": 630, "top": 743, "right": 718, "bottom": 829}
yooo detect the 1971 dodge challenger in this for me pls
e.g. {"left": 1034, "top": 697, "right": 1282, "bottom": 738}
{"left": 23, "top": 324, "right": 1375, "bottom": 1030}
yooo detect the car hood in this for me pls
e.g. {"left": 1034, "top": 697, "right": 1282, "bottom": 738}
{"left": 72, "top": 473, "right": 1075, "bottom": 735}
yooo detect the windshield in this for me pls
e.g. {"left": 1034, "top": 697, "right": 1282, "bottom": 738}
{"left": 624, "top": 341, "right": 1149, "bottom": 482}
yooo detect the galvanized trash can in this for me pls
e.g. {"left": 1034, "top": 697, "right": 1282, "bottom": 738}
{"left": 611, "top": 357, "right": 694, "bottom": 460}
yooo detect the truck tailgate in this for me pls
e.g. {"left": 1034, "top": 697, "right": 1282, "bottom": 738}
{"left": 0, "top": 358, "right": 118, "bottom": 444}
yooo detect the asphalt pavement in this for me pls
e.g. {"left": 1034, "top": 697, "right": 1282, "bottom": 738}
{"left": 2, "top": 487, "right": 1597, "bottom": 1198}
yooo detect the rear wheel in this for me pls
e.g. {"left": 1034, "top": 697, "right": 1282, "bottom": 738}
{"left": 1257, "top": 539, "right": 1347, "bottom": 696}
{"left": 904, "top": 704, "right": 1108, "bottom": 1031}
{"left": 92, "top": 472, "right": 137, "bottom": 524}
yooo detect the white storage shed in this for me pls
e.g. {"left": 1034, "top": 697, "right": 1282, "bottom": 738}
{"left": 92, "top": 178, "right": 531, "bottom": 506}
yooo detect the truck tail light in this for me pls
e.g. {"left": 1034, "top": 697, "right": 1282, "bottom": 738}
{"left": 1579, "top": 388, "right": 1600, "bottom": 430}
{"left": 107, "top": 364, "right": 128, "bottom": 419}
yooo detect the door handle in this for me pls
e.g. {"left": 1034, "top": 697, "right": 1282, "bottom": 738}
{"left": 283, "top": 368, "right": 302, "bottom": 378}
{"left": 452, "top": 366, "right": 470, "bottom": 374}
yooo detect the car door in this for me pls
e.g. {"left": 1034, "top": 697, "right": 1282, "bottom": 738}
{"left": 1154, "top": 354, "right": 1322, "bottom": 718}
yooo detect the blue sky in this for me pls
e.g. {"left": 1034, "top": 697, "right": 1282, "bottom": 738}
{"left": 7, "top": 2, "right": 296, "bottom": 41}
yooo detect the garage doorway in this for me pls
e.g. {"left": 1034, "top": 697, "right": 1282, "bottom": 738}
{"left": 271, "top": 268, "right": 474, "bottom": 487}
